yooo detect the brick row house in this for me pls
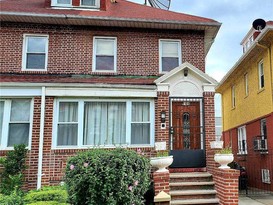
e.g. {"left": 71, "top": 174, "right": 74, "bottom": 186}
{"left": 216, "top": 20, "right": 273, "bottom": 193}
{"left": 0, "top": 0, "right": 223, "bottom": 200}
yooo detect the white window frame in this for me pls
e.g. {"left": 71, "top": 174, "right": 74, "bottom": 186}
{"left": 244, "top": 73, "right": 249, "bottom": 96}
{"left": 237, "top": 126, "right": 247, "bottom": 155}
{"left": 261, "top": 169, "right": 271, "bottom": 184}
{"left": 51, "top": 0, "right": 100, "bottom": 8}
{"left": 258, "top": 60, "right": 264, "bottom": 90}
{"left": 52, "top": 98, "right": 155, "bottom": 149}
{"left": 22, "top": 34, "right": 49, "bottom": 71}
{"left": 0, "top": 98, "right": 33, "bottom": 150}
{"left": 159, "top": 39, "right": 182, "bottom": 73}
{"left": 231, "top": 85, "right": 236, "bottom": 108}
{"left": 92, "top": 36, "right": 117, "bottom": 73}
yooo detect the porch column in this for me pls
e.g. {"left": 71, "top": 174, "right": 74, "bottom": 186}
{"left": 203, "top": 92, "right": 216, "bottom": 173}
{"left": 155, "top": 91, "right": 170, "bottom": 150}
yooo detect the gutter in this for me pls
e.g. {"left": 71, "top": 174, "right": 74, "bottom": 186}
{"left": 37, "top": 87, "right": 46, "bottom": 190}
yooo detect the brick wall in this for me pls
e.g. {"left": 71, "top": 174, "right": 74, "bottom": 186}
{"left": 203, "top": 92, "right": 216, "bottom": 172}
{"left": 153, "top": 171, "right": 170, "bottom": 195}
{"left": 214, "top": 168, "right": 240, "bottom": 205}
{"left": 0, "top": 22, "right": 205, "bottom": 75}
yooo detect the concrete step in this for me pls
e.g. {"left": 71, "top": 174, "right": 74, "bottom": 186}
{"left": 170, "top": 172, "right": 212, "bottom": 183}
{"left": 170, "top": 189, "right": 217, "bottom": 200}
{"left": 170, "top": 181, "right": 215, "bottom": 190}
{"left": 170, "top": 198, "right": 219, "bottom": 205}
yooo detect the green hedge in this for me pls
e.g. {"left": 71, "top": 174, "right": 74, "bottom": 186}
{"left": 65, "top": 148, "right": 151, "bottom": 205}
{"left": 24, "top": 189, "right": 67, "bottom": 204}
{"left": 26, "top": 201, "right": 69, "bottom": 205}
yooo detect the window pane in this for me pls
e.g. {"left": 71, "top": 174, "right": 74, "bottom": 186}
{"left": 83, "top": 102, "right": 126, "bottom": 145}
{"left": 96, "top": 39, "right": 114, "bottom": 56}
{"left": 162, "top": 42, "right": 178, "bottom": 57}
{"left": 8, "top": 123, "right": 29, "bottom": 146}
{"left": 10, "top": 99, "right": 31, "bottom": 121}
{"left": 57, "top": 0, "right": 71, "bottom": 4}
{"left": 132, "top": 102, "right": 150, "bottom": 122}
{"left": 131, "top": 123, "right": 150, "bottom": 144}
{"left": 81, "top": 0, "right": 95, "bottom": 6}
{"left": 57, "top": 124, "right": 78, "bottom": 146}
{"left": 96, "top": 56, "right": 114, "bottom": 71}
{"left": 27, "top": 37, "right": 47, "bottom": 53}
{"left": 162, "top": 57, "right": 179, "bottom": 72}
{"left": 0, "top": 101, "right": 4, "bottom": 144}
{"left": 26, "top": 54, "right": 46, "bottom": 69}
{"left": 59, "top": 102, "right": 78, "bottom": 122}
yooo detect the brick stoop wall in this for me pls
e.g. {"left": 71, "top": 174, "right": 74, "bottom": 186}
{"left": 214, "top": 168, "right": 240, "bottom": 205}
{"left": 153, "top": 171, "right": 171, "bottom": 205}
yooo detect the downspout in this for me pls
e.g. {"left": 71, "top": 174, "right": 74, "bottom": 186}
{"left": 37, "top": 86, "right": 46, "bottom": 190}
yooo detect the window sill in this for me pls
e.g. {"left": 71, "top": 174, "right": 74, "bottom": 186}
{"left": 22, "top": 69, "right": 47, "bottom": 72}
{"left": 237, "top": 153, "right": 247, "bottom": 156}
{"left": 257, "top": 88, "right": 265, "bottom": 94}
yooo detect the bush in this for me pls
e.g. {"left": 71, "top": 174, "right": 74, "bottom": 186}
{"left": 26, "top": 201, "right": 69, "bottom": 205}
{"left": 24, "top": 189, "right": 67, "bottom": 204}
{"left": 0, "top": 144, "right": 28, "bottom": 195}
{"left": 65, "top": 148, "right": 151, "bottom": 205}
{"left": 0, "top": 190, "right": 24, "bottom": 205}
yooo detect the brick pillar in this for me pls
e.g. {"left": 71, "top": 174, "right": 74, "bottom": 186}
{"left": 214, "top": 168, "right": 240, "bottom": 205}
{"left": 153, "top": 171, "right": 170, "bottom": 205}
{"left": 203, "top": 92, "right": 216, "bottom": 173}
{"left": 155, "top": 91, "right": 170, "bottom": 150}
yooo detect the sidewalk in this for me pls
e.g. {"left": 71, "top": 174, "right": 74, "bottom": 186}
{"left": 239, "top": 195, "right": 273, "bottom": 205}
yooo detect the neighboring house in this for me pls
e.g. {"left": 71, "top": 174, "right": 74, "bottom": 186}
{"left": 0, "top": 0, "right": 221, "bottom": 191}
{"left": 216, "top": 21, "right": 273, "bottom": 192}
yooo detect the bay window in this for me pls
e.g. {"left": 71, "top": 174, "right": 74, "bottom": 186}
{"left": 53, "top": 99, "right": 154, "bottom": 148}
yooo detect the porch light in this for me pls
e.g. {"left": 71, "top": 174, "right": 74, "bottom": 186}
{"left": 184, "top": 68, "right": 188, "bottom": 77}
{"left": 160, "top": 111, "right": 166, "bottom": 123}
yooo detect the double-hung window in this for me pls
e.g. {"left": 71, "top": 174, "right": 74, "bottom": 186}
{"left": 0, "top": 99, "right": 33, "bottom": 149}
{"left": 244, "top": 73, "right": 249, "bottom": 96}
{"left": 231, "top": 85, "right": 236, "bottom": 108}
{"left": 260, "top": 119, "right": 267, "bottom": 150}
{"left": 81, "top": 0, "right": 97, "bottom": 6}
{"left": 238, "top": 126, "right": 247, "bottom": 155}
{"left": 22, "top": 34, "right": 49, "bottom": 71}
{"left": 159, "top": 39, "right": 181, "bottom": 73}
{"left": 93, "top": 37, "right": 117, "bottom": 72}
{"left": 53, "top": 99, "right": 154, "bottom": 148}
{"left": 258, "top": 60, "right": 264, "bottom": 89}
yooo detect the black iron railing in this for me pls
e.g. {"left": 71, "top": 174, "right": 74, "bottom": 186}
{"left": 253, "top": 136, "right": 268, "bottom": 152}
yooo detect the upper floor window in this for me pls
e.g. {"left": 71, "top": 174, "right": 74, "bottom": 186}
{"left": 159, "top": 39, "right": 181, "bottom": 73}
{"left": 231, "top": 85, "right": 236, "bottom": 108}
{"left": 0, "top": 99, "right": 33, "bottom": 150}
{"left": 22, "top": 35, "right": 48, "bottom": 71}
{"left": 244, "top": 73, "right": 249, "bottom": 96}
{"left": 53, "top": 99, "right": 154, "bottom": 148}
{"left": 93, "top": 37, "right": 117, "bottom": 72}
{"left": 238, "top": 126, "right": 247, "bottom": 155}
{"left": 52, "top": 0, "right": 99, "bottom": 8}
{"left": 258, "top": 60, "right": 264, "bottom": 89}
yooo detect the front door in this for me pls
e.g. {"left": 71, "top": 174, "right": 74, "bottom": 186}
{"left": 170, "top": 99, "right": 205, "bottom": 168}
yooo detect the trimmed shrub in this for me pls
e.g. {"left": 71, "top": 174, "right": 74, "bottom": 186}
{"left": 0, "top": 144, "right": 28, "bottom": 195}
{"left": 0, "top": 190, "right": 24, "bottom": 205}
{"left": 65, "top": 148, "right": 151, "bottom": 205}
{"left": 26, "top": 201, "right": 69, "bottom": 205}
{"left": 24, "top": 189, "right": 67, "bottom": 204}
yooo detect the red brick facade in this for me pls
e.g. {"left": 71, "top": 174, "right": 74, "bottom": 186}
{"left": 0, "top": 22, "right": 205, "bottom": 75}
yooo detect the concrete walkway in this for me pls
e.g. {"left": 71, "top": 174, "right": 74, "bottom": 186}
{"left": 239, "top": 195, "right": 273, "bottom": 205}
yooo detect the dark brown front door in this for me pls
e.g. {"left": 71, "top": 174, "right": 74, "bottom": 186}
{"left": 172, "top": 101, "right": 201, "bottom": 150}
{"left": 170, "top": 99, "right": 205, "bottom": 168}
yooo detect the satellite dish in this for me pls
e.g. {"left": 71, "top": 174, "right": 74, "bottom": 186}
{"left": 144, "top": 0, "right": 171, "bottom": 10}
{"left": 252, "top": 19, "right": 266, "bottom": 31}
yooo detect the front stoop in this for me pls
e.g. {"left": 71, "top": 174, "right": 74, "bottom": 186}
{"left": 169, "top": 172, "right": 219, "bottom": 205}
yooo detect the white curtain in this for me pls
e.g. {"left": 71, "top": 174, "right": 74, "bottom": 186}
{"left": 84, "top": 102, "right": 126, "bottom": 146}
{"left": 131, "top": 102, "right": 150, "bottom": 144}
{"left": 162, "top": 41, "right": 178, "bottom": 57}
{"left": 57, "top": 102, "right": 78, "bottom": 146}
{"left": 8, "top": 99, "right": 31, "bottom": 147}
{"left": 0, "top": 101, "right": 4, "bottom": 145}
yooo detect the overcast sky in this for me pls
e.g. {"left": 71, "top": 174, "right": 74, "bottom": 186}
{"left": 128, "top": 0, "right": 273, "bottom": 82}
